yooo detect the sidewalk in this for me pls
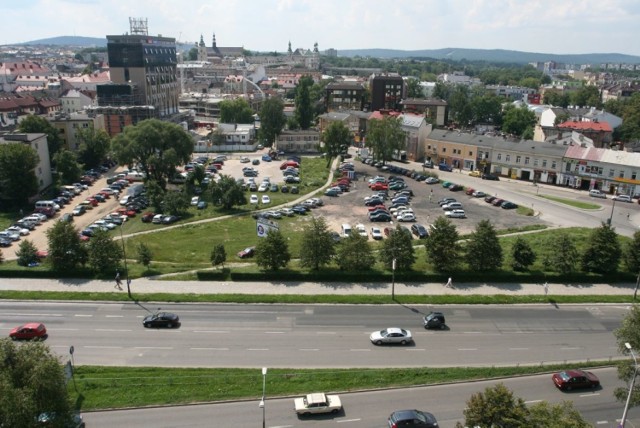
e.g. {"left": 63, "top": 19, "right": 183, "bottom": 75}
{"left": 0, "top": 277, "right": 636, "bottom": 296}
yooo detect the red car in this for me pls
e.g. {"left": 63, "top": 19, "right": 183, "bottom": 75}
{"left": 370, "top": 183, "right": 389, "bottom": 191}
{"left": 9, "top": 323, "right": 47, "bottom": 340}
{"left": 552, "top": 369, "right": 600, "bottom": 391}
{"left": 85, "top": 197, "right": 99, "bottom": 207}
{"left": 237, "top": 246, "right": 255, "bottom": 258}
{"left": 141, "top": 212, "right": 155, "bottom": 223}
{"left": 117, "top": 207, "right": 136, "bottom": 218}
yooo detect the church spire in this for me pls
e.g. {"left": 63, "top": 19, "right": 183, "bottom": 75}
{"left": 212, "top": 33, "right": 217, "bottom": 48}
{"left": 199, "top": 34, "right": 205, "bottom": 47}
{"left": 288, "top": 40, "right": 292, "bottom": 54}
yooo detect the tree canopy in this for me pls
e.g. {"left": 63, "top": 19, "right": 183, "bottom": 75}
{"left": 0, "top": 143, "right": 39, "bottom": 207}
{"left": 502, "top": 104, "right": 536, "bottom": 138}
{"left": 465, "top": 220, "right": 503, "bottom": 272}
{"left": 76, "top": 127, "right": 111, "bottom": 169}
{"left": 111, "top": 119, "right": 193, "bottom": 189}
{"left": 379, "top": 225, "right": 415, "bottom": 271}
{"left": 424, "top": 217, "right": 461, "bottom": 272}
{"left": 322, "top": 121, "right": 351, "bottom": 166}
{"left": 614, "top": 305, "right": 640, "bottom": 407}
{"left": 364, "top": 115, "right": 406, "bottom": 164}
{"left": 299, "top": 216, "right": 335, "bottom": 270}
{"left": 335, "top": 233, "right": 375, "bottom": 271}
{"left": 580, "top": 223, "right": 621, "bottom": 274}
{"left": 17, "top": 115, "right": 64, "bottom": 161}
{"left": 209, "top": 174, "right": 246, "bottom": 210}
{"left": 255, "top": 229, "right": 290, "bottom": 271}
{"left": 46, "top": 220, "right": 87, "bottom": 272}
{"left": 294, "top": 75, "right": 314, "bottom": 130}
{"left": 219, "top": 98, "right": 255, "bottom": 124}
{"left": 258, "top": 97, "right": 286, "bottom": 146}
{"left": 53, "top": 149, "right": 83, "bottom": 185}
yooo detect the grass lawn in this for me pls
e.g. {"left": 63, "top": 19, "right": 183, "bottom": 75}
{"left": 70, "top": 362, "right": 615, "bottom": 410}
{"left": 538, "top": 194, "right": 602, "bottom": 210}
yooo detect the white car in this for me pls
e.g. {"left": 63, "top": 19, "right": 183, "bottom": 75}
{"left": 445, "top": 209, "right": 466, "bottom": 218}
{"left": 371, "top": 227, "right": 383, "bottom": 240}
{"left": 612, "top": 194, "right": 632, "bottom": 203}
{"left": 239, "top": 156, "right": 250, "bottom": 163}
{"left": 397, "top": 212, "right": 416, "bottom": 222}
{"left": 425, "top": 177, "right": 440, "bottom": 184}
{"left": 394, "top": 208, "right": 414, "bottom": 218}
{"left": 250, "top": 194, "right": 259, "bottom": 204}
{"left": 5, "top": 226, "right": 29, "bottom": 236}
{"left": 258, "top": 183, "right": 269, "bottom": 192}
{"left": 355, "top": 223, "right": 368, "bottom": 237}
{"left": 152, "top": 214, "right": 164, "bottom": 224}
{"left": 92, "top": 220, "right": 117, "bottom": 230}
{"left": 294, "top": 392, "right": 342, "bottom": 416}
{"left": 279, "top": 208, "right": 295, "bottom": 217}
{"left": 370, "top": 327, "right": 413, "bottom": 345}
{"left": 442, "top": 202, "right": 463, "bottom": 211}
{"left": 190, "top": 196, "right": 200, "bottom": 206}
{"left": 0, "top": 231, "right": 20, "bottom": 241}
{"left": 261, "top": 195, "right": 271, "bottom": 204}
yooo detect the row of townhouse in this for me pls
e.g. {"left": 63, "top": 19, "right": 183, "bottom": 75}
{"left": 425, "top": 129, "right": 640, "bottom": 196}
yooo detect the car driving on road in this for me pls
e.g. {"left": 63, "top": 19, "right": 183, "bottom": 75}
{"left": 552, "top": 369, "right": 600, "bottom": 391}
{"left": 294, "top": 392, "right": 342, "bottom": 416}
{"left": 370, "top": 327, "right": 413, "bottom": 345}
{"left": 142, "top": 312, "right": 180, "bottom": 328}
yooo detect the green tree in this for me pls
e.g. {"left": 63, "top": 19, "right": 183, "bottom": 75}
{"left": 614, "top": 305, "right": 640, "bottom": 407}
{"left": 15, "top": 239, "right": 39, "bottom": 267}
{"left": 519, "top": 77, "right": 541, "bottom": 89}
{"left": 299, "top": 217, "right": 335, "bottom": 270}
{"left": 188, "top": 164, "right": 206, "bottom": 189}
{"left": 405, "top": 77, "right": 423, "bottom": 98}
{"left": 255, "top": 229, "right": 290, "bottom": 271}
{"left": 145, "top": 179, "right": 165, "bottom": 213}
{"left": 17, "top": 114, "right": 64, "bottom": 160}
{"left": 570, "top": 84, "right": 602, "bottom": 108}
{"left": 322, "top": 121, "right": 351, "bottom": 166}
{"left": 0, "top": 143, "right": 39, "bottom": 207}
{"left": 53, "top": 149, "right": 82, "bottom": 185}
{"left": 465, "top": 220, "right": 503, "bottom": 272}
{"left": 258, "top": 97, "right": 286, "bottom": 147}
{"left": 46, "top": 219, "right": 87, "bottom": 272}
{"left": 470, "top": 94, "right": 503, "bottom": 126}
{"left": 219, "top": 98, "right": 255, "bottom": 124}
{"left": 364, "top": 115, "right": 406, "bottom": 164}
{"left": 458, "top": 383, "right": 529, "bottom": 428}
{"left": 210, "top": 244, "right": 226, "bottom": 268}
{"left": 335, "top": 233, "right": 375, "bottom": 271}
{"left": 294, "top": 75, "right": 314, "bottom": 130}
{"left": 544, "top": 89, "right": 570, "bottom": 108}
{"left": 76, "top": 127, "right": 111, "bottom": 169}
{"left": 209, "top": 174, "right": 246, "bottom": 210}
{"left": 111, "top": 119, "right": 193, "bottom": 189}
{"left": 543, "top": 232, "right": 578, "bottom": 274}
{"left": 432, "top": 82, "right": 451, "bottom": 101}
{"left": 580, "top": 223, "right": 621, "bottom": 274}
{"left": 137, "top": 242, "right": 153, "bottom": 269}
{"left": 187, "top": 47, "right": 198, "bottom": 61}
{"left": 162, "top": 191, "right": 189, "bottom": 216}
{"left": 0, "top": 339, "right": 74, "bottom": 428}
{"left": 87, "top": 229, "right": 123, "bottom": 273}
{"left": 380, "top": 225, "right": 415, "bottom": 271}
{"left": 623, "top": 231, "right": 640, "bottom": 273}
{"left": 510, "top": 237, "right": 537, "bottom": 272}
{"left": 527, "top": 401, "right": 591, "bottom": 428}
{"left": 502, "top": 104, "right": 536, "bottom": 137}
{"left": 425, "top": 217, "right": 461, "bottom": 272}
{"left": 449, "top": 85, "right": 473, "bottom": 127}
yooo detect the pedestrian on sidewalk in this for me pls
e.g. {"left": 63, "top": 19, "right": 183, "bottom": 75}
{"left": 115, "top": 270, "right": 122, "bottom": 290}
{"left": 543, "top": 281, "right": 549, "bottom": 296}
{"left": 445, "top": 277, "right": 453, "bottom": 288}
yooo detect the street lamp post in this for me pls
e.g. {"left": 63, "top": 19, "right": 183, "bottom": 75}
{"left": 391, "top": 258, "right": 396, "bottom": 300}
{"left": 609, "top": 198, "right": 617, "bottom": 225}
{"left": 620, "top": 342, "right": 638, "bottom": 428}
{"left": 259, "top": 367, "right": 267, "bottom": 428}
{"left": 119, "top": 225, "right": 132, "bottom": 299}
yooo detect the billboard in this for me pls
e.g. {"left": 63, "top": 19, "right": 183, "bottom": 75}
{"left": 256, "top": 218, "right": 279, "bottom": 237}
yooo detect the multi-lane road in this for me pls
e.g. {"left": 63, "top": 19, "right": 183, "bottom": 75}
{"left": 2, "top": 301, "right": 637, "bottom": 426}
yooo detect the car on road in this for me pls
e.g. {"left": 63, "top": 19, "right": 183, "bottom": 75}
{"left": 501, "top": 201, "right": 518, "bottom": 209}
{"left": 469, "top": 170, "right": 481, "bottom": 177}
{"left": 388, "top": 409, "right": 439, "bottom": 428}
{"left": 237, "top": 246, "right": 256, "bottom": 258}
{"left": 261, "top": 195, "right": 271, "bottom": 204}
{"left": 445, "top": 209, "right": 466, "bottom": 218}
{"left": 449, "top": 184, "right": 464, "bottom": 191}
{"left": 613, "top": 194, "right": 632, "bottom": 203}
{"left": 472, "top": 190, "right": 487, "bottom": 198}
{"left": 240, "top": 156, "right": 250, "bottom": 163}
{"left": 552, "top": 369, "right": 600, "bottom": 391}
{"left": 6, "top": 225, "right": 30, "bottom": 236}
{"left": 9, "top": 322, "right": 47, "bottom": 340}
{"left": 142, "top": 312, "right": 180, "bottom": 328}
{"left": 425, "top": 177, "right": 439, "bottom": 184}
{"left": 370, "top": 327, "right": 413, "bottom": 345}
{"left": 482, "top": 173, "right": 500, "bottom": 180}
{"left": 371, "top": 227, "right": 383, "bottom": 240}
{"left": 423, "top": 311, "right": 446, "bottom": 329}
{"left": 589, "top": 189, "right": 607, "bottom": 199}
{"left": 411, "top": 224, "right": 429, "bottom": 239}
{"left": 294, "top": 392, "right": 342, "bottom": 416}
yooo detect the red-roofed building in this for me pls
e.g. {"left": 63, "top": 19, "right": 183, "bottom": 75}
{"left": 557, "top": 120, "right": 613, "bottom": 148}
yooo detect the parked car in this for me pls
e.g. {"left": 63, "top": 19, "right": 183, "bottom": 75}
{"left": 290, "top": 186, "right": 299, "bottom": 194}
{"left": 370, "top": 327, "right": 413, "bottom": 345}
{"left": 472, "top": 190, "right": 487, "bottom": 198}
{"left": 388, "top": 409, "right": 439, "bottom": 428}
{"left": 552, "top": 369, "right": 600, "bottom": 391}
{"left": 442, "top": 202, "right": 463, "bottom": 211}
{"left": 0, "top": 231, "right": 20, "bottom": 242}
{"left": 449, "top": 184, "right": 464, "bottom": 191}
{"left": 6, "top": 225, "right": 30, "bottom": 236}
{"left": 469, "top": 170, "right": 481, "bottom": 177}
{"left": 425, "top": 177, "right": 440, "bottom": 184}
{"left": 589, "top": 189, "right": 607, "bottom": 199}
{"left": 261, "top": 154, "right": 272, "bottom": 162}
{"left": 482, "top": 173, "right": 500, "bottom": 181}
{"left": 291, "top": 205, "right": 307, "bottom": 215}
{"left": 237, "top": 246, "right": 256, "bottom": 258}
{"left": 261, "top": 195, "right": 271, "bottom": 204}
{"left": 484, "top": 195, "right": 497, "bottom": 204}
{"left": 162, "top": 215, "right": 180, "bottom": 224}
{"left": 190, "top": 196, "right": 200, "bottom": 206}
{"left": 249, "top": 194, "right": 259, "bottom": 204}
{"left": 142, "top": 312, "right": 180, "bottom": 328}
{"left": 371, "top": 227, "right": 383, "bottom": 240}
{"left": 491, "top": 198, "right": 505, "bottom": 207}
{"left": 397, "top": 212, "right": 416, "bottom": 222}
{"left": 438, "top": 163, "right": 453, "bottom": 172}
{"left": 294, "top": 392, "right": 342, "bottom": 416}
{"left": 613, "top": 194, "right": 632, "bottom": 203}
{"left": 240, "top": 156, "right": 250, "bottom": 163}
{"left": 411, "top": 224, "right": 428, "bottom": 239}
{"left": 445, "top": 209, "right": 466, "bottom": 218}
{"left": 9, "top": 322, "right": 47, "bottom": 340}
{"left": 141, "top": 212, "right": 155, "bottom": 222}
{"left": 423, "top": 311, "right": 446, "bottom": 329}
{"left": 369, "top": 212, "right": 392, "bottom": 222}
{"left": 438, "top": 197, "right": 456, "bottom": 206}
{"left": 501, "top": 201, "right": 518, "bottom": 209}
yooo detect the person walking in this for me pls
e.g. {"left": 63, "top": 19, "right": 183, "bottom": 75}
{"left": 445, "top": 277, "right": 453, "bottom": 288}
{"left": 543, "top": 281, "right": 549, "bottom": 296}
{"left": 115, "top": 270, "right": 122, "bottom": 290}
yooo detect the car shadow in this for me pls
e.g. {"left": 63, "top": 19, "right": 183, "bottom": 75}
{"left": 297, "top": 409, "right": 345, "bottom": 419}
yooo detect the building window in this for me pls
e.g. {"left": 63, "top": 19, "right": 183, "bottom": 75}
{"left": 497, "top": 153, "right": 502, "bottom": 160}
{"left": 609, "top": 169, "right": 615, "bottom": 177}
{"left": 542, "top": 159, "right": 547, "bottom": 168}
{"left": 442, "top": 148, "right": 447, "bottom": 153}
{"left": 469, "top": 151, "right": 473, "bottom": 156}
{"left": 533, "top": 159, "right": 538, "bottom": 167}
{"left": 524, "top": 157, "right": 530, "bottom": 165}
{"left": 552, "top": 161, "right": 557, "bottom": 169}
{"left": 619, "top": 170, "right": 625, "bottom": 178}
{"left": 633, "top": 171, "right": 637, "bottom": 180}
{"left": 516, "top": 155, "right": 521, "bottom": 163}
{"left": 505, "top": 154, "right": 510, "bottom": 162}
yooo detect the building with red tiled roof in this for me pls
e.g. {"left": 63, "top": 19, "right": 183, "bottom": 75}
{"left": 556, "top": 120, "right": 613, "bottom": 147}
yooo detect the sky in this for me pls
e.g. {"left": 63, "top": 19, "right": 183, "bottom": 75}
{"left": 1, "top": 0, "right": 639, "bottom": 56}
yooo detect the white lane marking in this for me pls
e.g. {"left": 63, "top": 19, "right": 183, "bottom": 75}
{"left": 338, "top": 419, "right": 361, "bottom": 423}
{"left": 350, "top": 349, "right": 371, "bottom": 352}
{"left": 299, "top": 349, "right": 319, "bottom": 351}
{"left": 509, "top": 348, "right": 529, "bottom": 351}
{"left": 74, "top": 314, "right": 92, "bottom": 317}
{"left": 406, "top": 349, "right": 425, "bottom": 351}
{"left": 458, "top": 348, "right": 478, "bottom": 351}
{"left": 105, "top": 315, "right": 123, "bottom": 318}
{"left": 579, "top": 392, "right": 600, "bottom": 397}
{"left": 265, "top": 331, "right": 284, "bottom": 334}
{"left": 596, "top": 421, "right": 609, "bottom": 425}
{"left": 561, "top": 347, "right": 581, "bottom": 350}
{"left": 270, "top": 425, "right": 294, "bottom": 428}
{"left": 463, "top": 331, "right": 482, "bottom": 334}
{"left": 5, "top": 313, "right": 63, "bottom": 317}
{"left": 193, "top": 330, "right": 229, "bottom": 333}
{"left": 95, "top": 329, "right": 132, "bottom": 332}
{"left": 134, "top": 346, "right": 173, "bottom": 350}
{"left": 191, "top": 347, "right": 229, "bottom": 351}
{"left": 85, "top": 346, "right": 123, "bottom": 349}
{"left": 317, "top": 331, "right": 337, "bottom": 335}
{"left": 248, "top": 348, "right": 269, "bottom": 351}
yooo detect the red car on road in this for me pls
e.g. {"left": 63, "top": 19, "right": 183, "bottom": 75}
{"left": 370, "top": 183, "right": 389, "bottom": 191}
{"left": 9, "top": 323, "right": 47, "bottom": 340}
{"left": 552, "top": 369, "right": 600, "bottom": 391}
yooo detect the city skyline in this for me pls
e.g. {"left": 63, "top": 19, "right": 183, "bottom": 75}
{"left": 1, "top": 0, "right": 639, "bottom": 56}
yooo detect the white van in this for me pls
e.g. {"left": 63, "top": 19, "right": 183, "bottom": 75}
{"left": 341, "top": 224, "right": 352, "bottom": 237}
{"left": 126, "top": 172, "right": 145, "bottom": 182}
{"left": 35, "top": 200, "right": 60, "bottom": 211}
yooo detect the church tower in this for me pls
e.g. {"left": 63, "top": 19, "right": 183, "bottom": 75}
{"left": 197, "top": 34, "right": 207, "bottom": 61}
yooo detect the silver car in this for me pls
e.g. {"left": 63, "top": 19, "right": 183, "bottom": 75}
{"left": 370, "top": 327, "right": 413, "bottom": 345}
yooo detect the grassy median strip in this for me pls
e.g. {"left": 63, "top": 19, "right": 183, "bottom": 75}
{"left": 538, "top": 195, "right": 601, "bottom": 210}
{"left": 71, "top": 362, "right": 615, "bottom": 410}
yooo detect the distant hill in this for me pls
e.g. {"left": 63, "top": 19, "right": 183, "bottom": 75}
{"left": 337, "top": 48, "right": 640, "bottom": 64}
{"left": 14, "top": 36, "right": 107, "bottom": 47}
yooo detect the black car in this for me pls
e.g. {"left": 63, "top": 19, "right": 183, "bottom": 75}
{"left": 411, "top": 224, "right": 428, "bottom": 239}
{"left": 423, "top": 311, "right": 446, "bottom": 329}
{"left": 369, "top": 213, "right": 392, "bottom": 222}
{"left": 482, "top": 174, "right": 500, "bottom": 181}
{"left": 143, "top": 312, "right": 180, "bottom": 328}
{"left": 281, "top": 185, "right": 289, "bottom": 193}
{"left": 291, "top": 205, "right": 307, "bottom": 214}
{"left": 290, "top": 186, "right": 299, "bottom": 194}
{"left": 0, "top": 238, "right": 11, "bottom": 247}
{"left": 162, "top": 215, "right": 180, "bottom": 224}
{"left": 388, "top": 409, "right": 439, "bottom": 428}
